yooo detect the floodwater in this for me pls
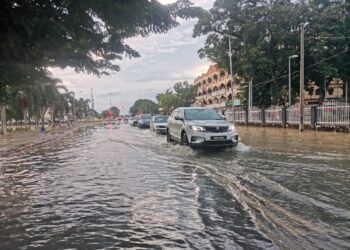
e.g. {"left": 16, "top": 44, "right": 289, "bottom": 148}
{"left": 0, "top": 124, "right": 349, "bottom": 249}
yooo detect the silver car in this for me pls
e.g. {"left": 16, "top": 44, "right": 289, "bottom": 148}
{"left": 167, "top": 107, "right": 238, "bottom": 148}
{"left": 150, "top": 115, "right": 168, "bottom": 134}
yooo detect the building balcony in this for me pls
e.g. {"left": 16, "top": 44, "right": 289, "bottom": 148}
{"left": 206, "top": 103, "right": 226, "bottom": 109}
{"left": 211, "top": 89, "right": 226, "bottom": 96}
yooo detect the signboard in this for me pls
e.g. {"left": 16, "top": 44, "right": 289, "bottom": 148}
{"left": 234, "top": 100, "right": 241, "bottom": 106}
{"left": 226, "top": 100, "right": 241, "bottom": 107}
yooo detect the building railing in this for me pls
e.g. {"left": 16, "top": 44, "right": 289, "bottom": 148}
{"left": 211, "top": 89, "right": 226, "bottom": 96}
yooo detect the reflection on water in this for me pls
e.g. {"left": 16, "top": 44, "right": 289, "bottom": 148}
{"left": 0, "top": 124, "right": 349, "bottom": 249}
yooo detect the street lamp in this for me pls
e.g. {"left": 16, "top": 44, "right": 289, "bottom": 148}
{"left": 223, "top": 33, "right": 237, "bottom": 121}
{"left": 288, "top": 55, "right": 299, "bottom": 107}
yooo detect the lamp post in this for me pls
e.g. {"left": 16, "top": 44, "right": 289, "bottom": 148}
{"left": 223, "top": 34, "right": 237, "bottom": 122}
{"left": 288, "top": 55, "right": 299, "bottom": 107}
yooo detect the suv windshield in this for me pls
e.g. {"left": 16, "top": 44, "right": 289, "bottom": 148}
{"left": 140, "top": 115, "right": 152, "bottom": 119}
{"left": 155, "top": 117, "right": 168, "bottom": 123}
{"left": 184, "top": 109, "right": 221, "bottom": 121}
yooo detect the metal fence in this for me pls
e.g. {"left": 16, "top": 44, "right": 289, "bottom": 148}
{"left": 226, "top": 104, "right": 350, "bottom": 129}
{"left": 287, "top": 107, "right": 312, "bottom": 125}
{"left": 265, "top": 108, "right": 282, "bottom": 124}
{"left": 316, "top": 106, "right": 350, "bottom": 127}
{"left": 234, "top": 110, "right": 246, "bottom": 123}
{"left": 248, "top": 108, "right": 262, "bottom": 124}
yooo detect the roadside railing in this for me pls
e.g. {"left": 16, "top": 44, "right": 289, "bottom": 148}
{"left": 248, "top": 108, "right": 262, "bottom": 124}
{"left": 265, "top": 108, "right": 282, "bottom": 125}
{"left": 316, "top": 106, "right": 350, "bottom": 127}
{"left": 234, "top": 110, "right": 246, "bottom": 123}
{"left": 287, "top": 107, "right": 312, "bottom": 125}
{"left": 228, "top": 104, "right": 350, "bottom": 130}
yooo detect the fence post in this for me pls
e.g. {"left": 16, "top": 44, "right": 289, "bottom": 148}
{"left": 245, "top": 107, "right": 249, "bottom": 126}
{"left": 311, "top": 106, "right": 317, "bottom": 130}
{"left": 281, "top": 107, "right": 287, "bottom": 128}
{"left": 261, "top": 108, "right": 265, "bottom": 127}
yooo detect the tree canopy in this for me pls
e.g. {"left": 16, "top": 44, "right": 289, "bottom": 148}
{"left": 156, "top": 81, "right": 197, "bottom": 113}
{"left": 193, "top": 0, "right": 350, "bottom": 107}
{"left": 129, "top": 99, "right": 158, "bottom": 115}
{"left": 0, "top": 0, "right": 203, "bottom": 103}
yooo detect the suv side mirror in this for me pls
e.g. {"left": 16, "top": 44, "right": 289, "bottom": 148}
{"left": 174, "top": 116, "right": 183, "bottom": 121}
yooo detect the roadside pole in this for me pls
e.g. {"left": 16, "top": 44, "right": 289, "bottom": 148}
{"left": 346, "top": 80, "right": 348, "bottom": 105}
{"left": 228, "top": 36, "right": 235, "bottom": 122}
{"left": 249, "top": 79, "right": 253, "bottom": 109}
{"left": 72, "top": 92, "right": 76, "bottom": 122}
{"left": 1, "top": 105, "right": 6, "bottom": 135}
{"left": 299, "top": 24, "right": 305, "bottom": 132}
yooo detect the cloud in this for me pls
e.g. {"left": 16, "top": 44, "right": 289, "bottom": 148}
{"left": 50, "top": 0, "right": 214, "bottom": 114}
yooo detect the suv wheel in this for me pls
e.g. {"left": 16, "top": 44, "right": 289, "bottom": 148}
{"left": 181, "top": 131, "right": 188, "bottom": 145}
{"left": 167, "top": 129, "right": 173, "bottom": 142}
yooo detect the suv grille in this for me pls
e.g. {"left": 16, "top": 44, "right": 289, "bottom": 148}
{"left": 204, "top": 126, "right": 229, "bottom": 133}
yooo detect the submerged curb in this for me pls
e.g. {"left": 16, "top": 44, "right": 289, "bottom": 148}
{"left": 0, "top": 125, "right": 84, "bottom": 158}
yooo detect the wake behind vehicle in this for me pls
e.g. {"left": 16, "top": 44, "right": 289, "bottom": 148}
{"left": 150, "top": 115, "right": 168, "bottom": 134}
{"left": 137, "top": 114, "right": 152, "bottom": 128}
{"left": 167, "top": 107, "right": 238, "bottom": 148}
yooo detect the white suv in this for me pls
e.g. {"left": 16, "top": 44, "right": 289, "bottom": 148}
{"left": 167, "top": 107, "right": 238, "bottom": 148}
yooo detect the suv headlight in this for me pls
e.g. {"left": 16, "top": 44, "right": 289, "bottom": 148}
{"left": 228, "top": 125, "right": 235, "bottom": 131}
{"left": 191, "top": 125, "right": 206, "bottom": 132}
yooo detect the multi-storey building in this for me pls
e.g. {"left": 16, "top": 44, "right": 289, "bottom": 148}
{"left": 194, "top": 65, "right": 241, "bottom": 114}
{"left": 304, "top": 81, "right": 345, "bottom": 105}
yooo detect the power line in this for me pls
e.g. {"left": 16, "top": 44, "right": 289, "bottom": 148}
{"left": 308, "top": 37, "right": 350, "bottom": 39}
{"left": 250, "top": 48, "right": 349, "bottom": 88}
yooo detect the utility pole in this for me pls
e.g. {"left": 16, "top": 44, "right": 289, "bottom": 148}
{"left": 1, "top": 105, "right": 6, "bottom": 135}
{"left": 72, "top": 92, "right": 76, "bottom": 122}
{"left": 346, "top": 80, "right": 348, "bottom": 105}
{"left": 91, "top": 88, "right": 94, "bottom": 111}
{"left": 228, "top": 37, "right": 235, "bottom": 121}
{"left": 299, "top": 24, "right": 305, "bottom": 132}
{"left": 248, "top": 79, "right": 253, "bottom": 109}
{"left": 324, "top": 76, "right": 327, "bottom": 101}
{"left": 288, "top": 55, "right": 299, "bottom": 107}
{"left": 223, "top": 34, "right": 237, "bottom": 122}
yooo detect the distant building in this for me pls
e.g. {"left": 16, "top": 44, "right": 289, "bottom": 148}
{"left": 304, "top": 80, "right": 344, "bottom": 105}
{"left": 194, "top": 65, "right": 241, "bottom": 113}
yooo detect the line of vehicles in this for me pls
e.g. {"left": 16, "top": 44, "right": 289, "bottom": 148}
{"left": 129, "top": 107, "right": 239, "bottom": 149}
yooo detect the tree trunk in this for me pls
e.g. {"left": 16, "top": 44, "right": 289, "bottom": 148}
{"left": 1, "top": 105, "right": 7, "bottom": 135}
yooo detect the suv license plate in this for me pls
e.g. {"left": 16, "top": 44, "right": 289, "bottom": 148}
{"left": 211, "top": 136, "right": 226, "bottom": 140}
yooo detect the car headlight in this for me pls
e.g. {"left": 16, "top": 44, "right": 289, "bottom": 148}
{"left": 228, "top": 125, "right": 235, "bottom": 131}
{"left": 191, "top": 125, "right": 206, "bottom": 132}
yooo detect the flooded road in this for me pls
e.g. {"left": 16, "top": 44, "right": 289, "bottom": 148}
{"left": 0, "top": 124, "right": 349, "bottom": 249}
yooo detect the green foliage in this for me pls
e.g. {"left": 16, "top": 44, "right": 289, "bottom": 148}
{"left": 157, "top": 81, "right": 197, "bottom": 113}
{"left": 0, "top": 0, "right": 202, "bottom": 103}
{"left": 129, "top": 99, "right": 158, "bottom": 116}
{"left": 193, "top": 0, "right": 350, "bottom": 107}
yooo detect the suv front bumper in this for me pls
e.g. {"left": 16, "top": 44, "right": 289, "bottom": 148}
{"left": 189, "top": 131, "right": 238, "bottom": 148}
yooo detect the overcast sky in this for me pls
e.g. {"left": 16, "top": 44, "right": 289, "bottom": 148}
{"left": 50, "top": 0, "right": 214, "bottom": 114}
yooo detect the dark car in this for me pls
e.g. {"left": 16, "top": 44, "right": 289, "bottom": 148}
{"left": 132, "top": 116, "right": 139, "bottom": 126}
{"left": 137, "top": 114, "right": 152, "bottom": 128}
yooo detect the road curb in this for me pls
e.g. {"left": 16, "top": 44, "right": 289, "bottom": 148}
{"left": 0, "top": 125, "right": 82, "bottom": 158}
